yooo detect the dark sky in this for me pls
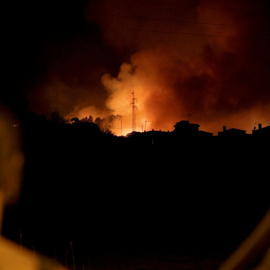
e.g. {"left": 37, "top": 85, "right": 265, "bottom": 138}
{"left": 2, "top": 1, "right": 270, "bottom": 265}
{"left": 2, "top": 0, "right": 270, "bottom": 134}
{"left": 2, "top": 0, "right": 117, "bottom": 113}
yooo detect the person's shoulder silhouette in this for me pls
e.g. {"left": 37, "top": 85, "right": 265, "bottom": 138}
{"left": 0, "top": 106, "right": 68, "bottom": 270}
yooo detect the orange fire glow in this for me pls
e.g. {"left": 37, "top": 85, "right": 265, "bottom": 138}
{"left": 43, "top": 0, "right": 270, "bottom": 136}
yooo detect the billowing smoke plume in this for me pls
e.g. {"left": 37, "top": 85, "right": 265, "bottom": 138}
{"left": 25, "top": 0, "right": 270, "bottom": 134}
{"left": 88, "top": 0, "right": 270, "bottom": 134}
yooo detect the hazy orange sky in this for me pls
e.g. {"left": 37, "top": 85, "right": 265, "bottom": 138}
{"left": 2, "top": 0, "right": 270, "bottom": 135}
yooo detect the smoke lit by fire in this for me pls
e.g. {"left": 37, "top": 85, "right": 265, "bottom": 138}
{"left": 25, "top": 0, "right": 270, "bottom": 135}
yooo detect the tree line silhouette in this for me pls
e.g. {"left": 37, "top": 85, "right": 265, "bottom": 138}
{"left": 24, "top": 110, "right": 270, "bottom": 139}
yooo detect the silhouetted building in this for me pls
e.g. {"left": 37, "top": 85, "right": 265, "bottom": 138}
{"left": 218, "top": 126, "right": 247, "bottom": 136}
{"left": 252, "top": 123, "right": 270, "bottom": 136}
{"left": 173, "top": 120, "right": 212, "bottom": 136}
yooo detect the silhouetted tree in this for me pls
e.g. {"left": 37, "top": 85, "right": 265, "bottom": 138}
{"left": 71, "top": 117, "right": 79, "bottom": 123}
{"left": 88, "top": 115, "right": 93, "bottom": 123}
{"left": 94, "top": 115, "right": 121, "bottom": 134}
{"left": 51, "top": 109, "right": 66, "bottom": 124}
{"left": 80, "top": 115, "right": 93, "bottom": 123}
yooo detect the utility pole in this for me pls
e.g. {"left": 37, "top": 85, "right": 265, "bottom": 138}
{"left": 65, "top": 247, "right": 68, "bottom": 268}
{"left": 70, "top": 241, "right": 75, "bottom": 270}
{"left": 145, "top": 120, "right": 149, "bottom": 132}
{"left": 131, "top": 92, "right": 137, "bottom": 132}
{"left": 121, "top": 115, "right": 123, "bottom": 136}
{"left": 20, "top": 230, "right": 23, "bottom": 248}
{"left": 119, "top": 115, "right": 126, "bottom": 136}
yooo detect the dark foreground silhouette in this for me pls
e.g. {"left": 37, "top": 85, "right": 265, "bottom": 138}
{"left": 2, "top": 111, "right": 270, "bottom": 269}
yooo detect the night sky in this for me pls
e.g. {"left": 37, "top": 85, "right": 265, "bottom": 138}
{"left": 1, "top": 1, "right": 270, "bottom": 269}
{"left": 2, "top": 0, "right": 270, "bottom": 134}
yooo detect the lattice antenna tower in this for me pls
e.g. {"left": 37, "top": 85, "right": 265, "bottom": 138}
{"left": 131, "top": 92, "right": 137, "bottom": 132}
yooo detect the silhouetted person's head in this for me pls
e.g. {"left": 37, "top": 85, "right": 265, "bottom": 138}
{"left": 0, "top": 106, "right": 24, "bottom": 215}
{"left": 0, "top": 106, "right": 68, "bottom": 270}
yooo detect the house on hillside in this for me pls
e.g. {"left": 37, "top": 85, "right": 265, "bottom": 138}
{"left": 173, "top": 120, "right": 213, "bottom": 136}
{"left": 218, "top": 126, "right": 247, "bottom": 136}
{"left": 126, "top": 129, "right": 171, "bottom": 145}
{"left": 252, "top": 124, "right": 270, "bottom": 136}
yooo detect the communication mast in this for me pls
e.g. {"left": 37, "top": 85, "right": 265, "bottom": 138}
{"left": 131, "top": 92, "right": 137, "bottom": 132}
{"left": 119, "top": 115, "right": 126, "bottom": 136}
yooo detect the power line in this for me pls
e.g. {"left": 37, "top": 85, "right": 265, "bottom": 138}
{"left": 101, "top": 25, "right": 270, "bottom": 40}
{"left": 131, "top": 92, "right": 137, "bottom": 132}
{"left": 91, "top": 0, "right": 265, "bottom": 18}
{"left": 92, "top": 11, "right": 243, "bottom": 27}
{"left": 122, "top": 0, "right": 264, "bottom": 13}
{"left": 89, "top": 8, "right": 270, "bottom": 40}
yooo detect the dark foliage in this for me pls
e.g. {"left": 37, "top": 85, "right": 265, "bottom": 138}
{"left": 2, "top": 112, "right": 270, "bottom": 268}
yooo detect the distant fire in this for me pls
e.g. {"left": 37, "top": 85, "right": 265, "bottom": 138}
{"left": 29, "top": 0, "right": 270, "bottom": 136}
{"left": 98, "top": 47, "right": 270, "bottom": 136}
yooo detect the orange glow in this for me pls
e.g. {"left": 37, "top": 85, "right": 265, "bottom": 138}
{"left": 70, "top": 44, "right": 270, "bottom": 136}
{"left": 63, "top": 0, "right": 270, "bottom": 135}
{"left": 98, "top": 47, "right": 270, "bottom": 135}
